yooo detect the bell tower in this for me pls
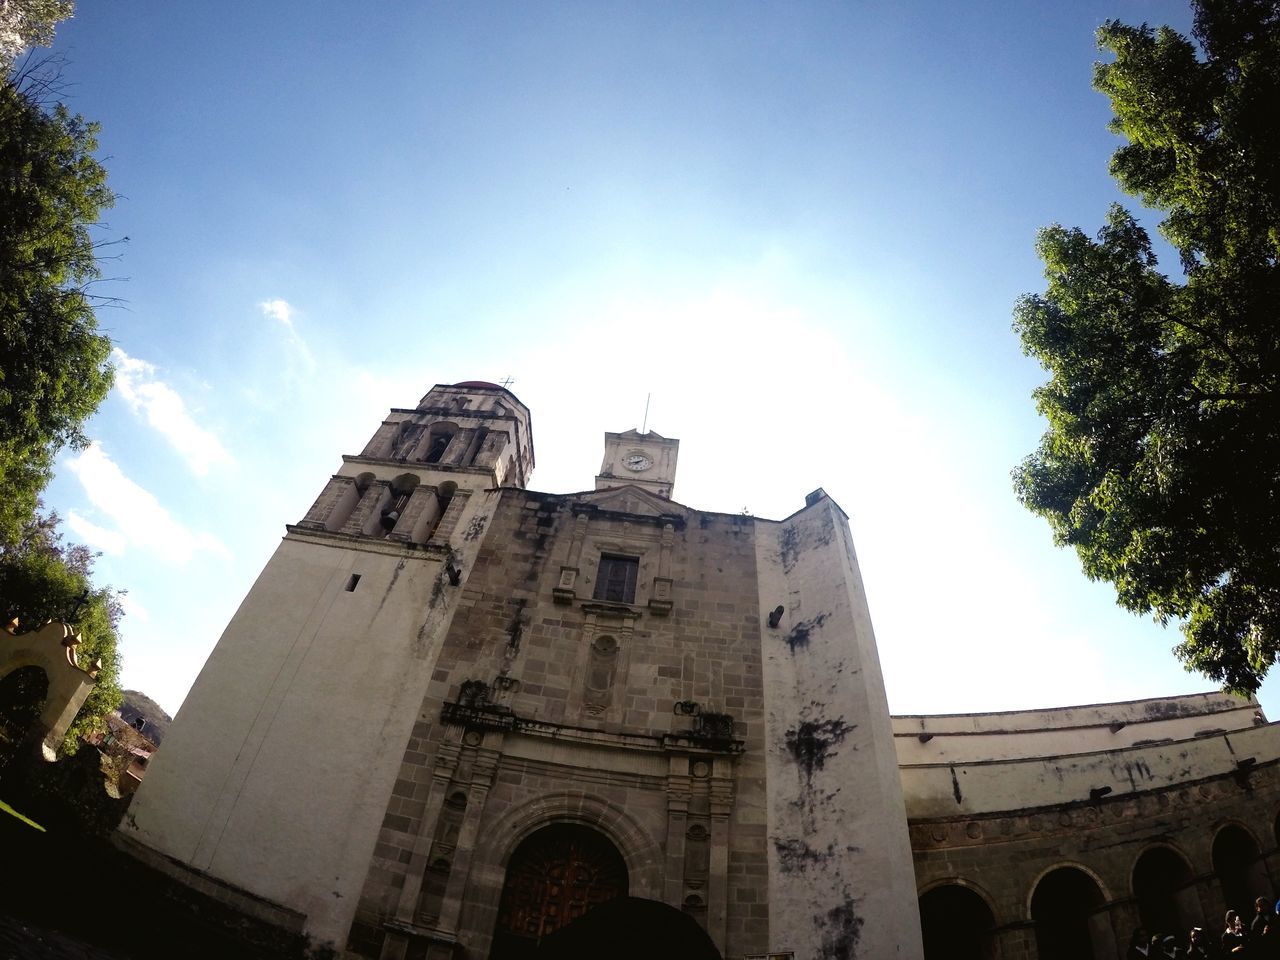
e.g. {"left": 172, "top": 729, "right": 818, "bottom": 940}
{"left": 296, "top": 381, "right": 534, "bottom": 542}
{"left": 594, "top": 429, "right": 679, "bottom": 499}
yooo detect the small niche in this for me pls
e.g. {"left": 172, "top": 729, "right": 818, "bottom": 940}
{"left": 345, "top": 574, "right": 361, "bottom": 592}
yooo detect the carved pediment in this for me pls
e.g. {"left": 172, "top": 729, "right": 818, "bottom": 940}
{"left": 573, "top": 485, "right": 686, "bottom": 521}
{"left": 610, "top": 428, "right": 671, "bottom": 442}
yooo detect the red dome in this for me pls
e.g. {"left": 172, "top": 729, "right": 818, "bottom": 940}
{"left": 453, "top": 380, "right": 503, "bottom": 389}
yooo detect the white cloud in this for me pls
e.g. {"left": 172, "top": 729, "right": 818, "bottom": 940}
{"left": 259, "top": 298, "right": 295, "bottom": 329}
{"left": 65, "top": 509, "right": 127, "bottom": 555}
{"left": 260, "top": 298, "right": 316, "bottom": 371}
{"left": 64, "top": 443, "right": 232, "bottom": 565}
{"left": 112, "top": 348, "right": 233, "bottom": 475}
{"left": 117, "top": 592, "right": 151, "bottom": 624}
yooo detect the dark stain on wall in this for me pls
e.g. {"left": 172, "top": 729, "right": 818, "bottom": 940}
{"left": 784, "top": 613, "right": 829, "bottom": 653}
{"left": 785, "top": 717, "right": 855, "bottom": 785}
{"left": 950, "top": 765, "right": 963, "bottom": 805}
{"left": 780, "top": 524, "right": 801, "bottom": 573}
{"left": 773, "top": 838, "right": 860, "bottom": 873}
{"left": 463, "top": 515, "right": 488, "bottom": 542}
{"left": 816, "top": 897, "right": 864, "bottom": 960}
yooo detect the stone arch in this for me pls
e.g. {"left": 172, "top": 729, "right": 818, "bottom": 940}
{"left": 917, "top": 879, "right": 997, "bottom": 960}
{"left": 0, "top": 621, "right": 97, "bottom": 761}
{"left": 491, "top": 822, "right": 628, "bottom": 957}
{"left": 1213, "top": 821, "right": 1268, "bottom": 915}
{"left": 1028, "top": 863, "right": 1108, "bottom": 960}
{"left": 461, "top": 793, "right": 662, "bottom": 960}
{"left": 1131, "top": 842, "right": 1198, "bottom": 936}
{"left": 476, "top": 791, "right": 664, "bottom": 896}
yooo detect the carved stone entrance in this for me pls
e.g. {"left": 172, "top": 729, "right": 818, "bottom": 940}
{"left": 490, "top": 824, "right": 627, "bottom": 959}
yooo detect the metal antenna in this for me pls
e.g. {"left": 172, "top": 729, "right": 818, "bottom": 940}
{"left": 641, "top": 393, "right": 651, "bottom": 434}
{"left": 499, "top": 376, "right": 515, "bottom": 389}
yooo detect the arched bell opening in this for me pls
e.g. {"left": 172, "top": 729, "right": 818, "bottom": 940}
{"left": 489, "top": 823, "right": 628, "bottom": 960}
{"left": 918, "top": 882, "right": 996, "bottom": 960}
{"left": 1030, "top": 865, "right": 1106, "bottom": 960}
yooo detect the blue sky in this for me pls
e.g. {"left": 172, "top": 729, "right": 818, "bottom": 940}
{"left": 38, "top": 0, "right": 1260, "bottom": 721}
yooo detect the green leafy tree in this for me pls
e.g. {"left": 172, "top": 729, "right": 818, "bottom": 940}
{"left": 0, "top": 0, "right": 75, "bottom": 69}
{"left": 1014, "top": 0, "right": 1280, "bottom": 693}
{"left": 0, "top": 507, "right": 122, "bottom": 753}
{"left": 0, "top": 77, "right": 114, "bottom": 548}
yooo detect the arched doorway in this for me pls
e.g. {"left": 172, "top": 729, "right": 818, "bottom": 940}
{"left": 1030, "top": 866, "right": 1105, "bottom": 960}
{"left": 490, "top": 823, "right": 628, "bottom": 960}
{"left": 0, "top": 665, "right": 49, "bottom": 767}
{"left": 1133, "top": 845, "right": 1196, "bottom": 936}
{"left": 1213, "top": 824, "right": 1267, "bottom": 915}
{"left": 918, "top": 883, "right": 995, "bottom": 960}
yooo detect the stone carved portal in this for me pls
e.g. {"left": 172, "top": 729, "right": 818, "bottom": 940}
{"left": 491, "top": 824, "right": 628, "bottom": 959}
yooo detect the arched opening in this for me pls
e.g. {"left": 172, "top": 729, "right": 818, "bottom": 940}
{"left": 1213, "top": 824, "right": 1267, "bottom": 915}
{"left": 1030, "top": 866, "right": 1105, "bottom": 960}
{"left": 1133, "top": 845, "right": 1196, "bottom": 936}
{"left": 490, "top": 823, "right": 628, "bottom": 960}
{"left": 0, "top": 665, "right": 50, "bottom": 767}
{"left": 379, "top": 473, "right": 420, "bottom": 536}
{"left": 918, "top": 883, "right": 995, "bottom": 960}
{"left": 423, "top": 423, "right": 458, "bottom": 465}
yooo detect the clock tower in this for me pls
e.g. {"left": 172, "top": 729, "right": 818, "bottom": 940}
{"left": 594, "top": 428, "right": 679, "bottom": 499}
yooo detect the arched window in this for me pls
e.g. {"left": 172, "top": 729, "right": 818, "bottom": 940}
{"left": 1030, "top": 866, "right": 1105, "bottom": 960}
{"left": 0, "top": 665, "right": 49, "bottom": 767}
{"left": 491, "top": 824, "right": 628, "bottom": 959}
{"left": 1132, "top": 845, "right": 1195, "bottom": 937}
{"left": 919, "top": 883, "right": 995, "bottom": 960}
{"left": 1213, "top": 824, "right": 1267, "bottom": 915}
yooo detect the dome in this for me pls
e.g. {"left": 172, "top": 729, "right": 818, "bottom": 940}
{"left": 453, "top": 380, "right": 503, "bottom": 390}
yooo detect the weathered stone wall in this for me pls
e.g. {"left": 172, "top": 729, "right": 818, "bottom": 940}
{"left": 911, "top": 759, "right": 1280, "bottom": 958}
{"left": 349, "top": 487, "right": 776, "bottom": 960}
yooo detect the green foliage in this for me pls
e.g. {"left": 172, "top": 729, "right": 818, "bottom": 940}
{"left": 0, "top": 78, "right": 114, "bottom": 548}
{"left": 0, "top": 0, "right": 74, "bottom": 69}
{"left": 0, "top": 508, "right": 122, "bottom": 752}
{"left": 1014, "top": 0, "right": 1280, "bottom": 693}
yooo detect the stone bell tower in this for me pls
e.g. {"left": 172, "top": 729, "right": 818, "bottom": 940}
{"left": 120, "top": 381, "right": 533, "bottom": 949}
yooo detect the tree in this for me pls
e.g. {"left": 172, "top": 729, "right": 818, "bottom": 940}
{"left": 1014, "top": 0, "right": 1280, "bottom": 694}
{"left": 0, "top": 77, "right": 114, "bottom": 547}
{"left": 0, "top": 0, "right": 75, "bottom": 70}
{"left": 0, "top": 506, "right": 122, "bottom": 753}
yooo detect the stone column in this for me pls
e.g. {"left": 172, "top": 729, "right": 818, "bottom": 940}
{"left": 428, "top": 492, "right": 470, "bottom": 546}
{"left": 342, "top": 480, "right": 392, "bottom": 536}
{"left": 361, "top": 420, "right": 400, "bottom": 458}
{"left": 708, "top": 757, "right": 734, "bottom": 954}
{"left": 443, "top": 429, "right": 476, "bottom": 466}
{"left": 436, "top": 744, "right": 500, "bottom": 933}
{"left": 297, "top": 475, "right": 358, "bottom": 531}
{"left": 388, "top": 485, "right": 439, "bottom": 544}
{"left": 664, "top": 756, "right": 692, "bottom": 905}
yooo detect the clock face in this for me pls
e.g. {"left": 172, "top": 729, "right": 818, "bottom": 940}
{"left": 623, "top": 453, "right": 653, "bottom": 472}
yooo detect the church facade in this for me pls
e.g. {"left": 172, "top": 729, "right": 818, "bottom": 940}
{"left": 120, "top": 382, "right": 1280, "bottom": 960}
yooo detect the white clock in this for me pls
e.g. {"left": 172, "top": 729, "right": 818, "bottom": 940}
{"left": 623, "top": 453, "right": 653, "bottom": 472}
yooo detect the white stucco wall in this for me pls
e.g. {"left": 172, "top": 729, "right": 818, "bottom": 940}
{"left": 900, "top": 721, "right": 1280, "bottom": 819}
{"left": 124, "top": 488, "right": 502, "bottom": 948}
{"left": 894, "top": 694, "right": 1259, "bottom": 765}
{"left": 757, "top": 493, "right": 923, "bottom": 959}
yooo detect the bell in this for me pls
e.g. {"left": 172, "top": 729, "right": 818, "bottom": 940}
{"left": 380, "top": 509, "right": 400, "bottom": 531}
